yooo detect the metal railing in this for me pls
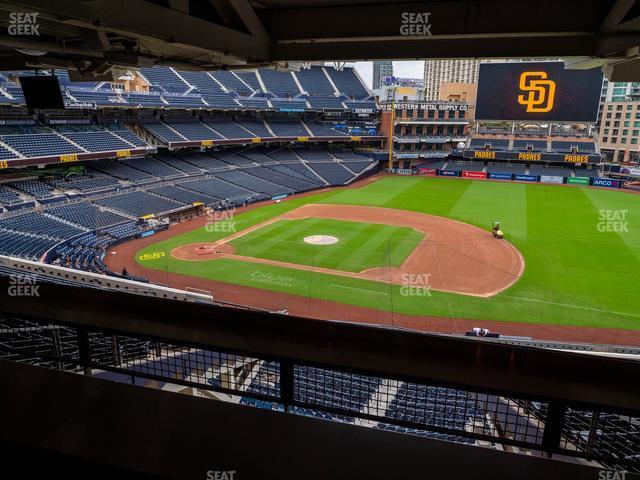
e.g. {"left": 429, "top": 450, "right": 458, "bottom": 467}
{"left": 1, "top": 312, "right": 638, "bottom": 472}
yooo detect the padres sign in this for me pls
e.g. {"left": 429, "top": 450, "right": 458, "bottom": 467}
{"left": 517, "top": 72, "right": 556, "bottom": 113}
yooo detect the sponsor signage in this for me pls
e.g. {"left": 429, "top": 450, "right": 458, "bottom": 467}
{"left": 380, "top": 102, "right": 469, "bottom": 112}
{"left": 0, "top": 160, "right": 8, "bottom": 169}
{"left": 140, "top": 230, "right": 156, "bottom": 238}
{"left": 116, "top": 149, "right": 132, "bottom": 157}
{"left": 593, "top": 177, "right": 620, "bottom": 189}
{"left": 251, "top": 138, "right": 262, "bottom": 143}
{"left": 59, "top": 153, "right": 78, "bottom": 163}
{"left": 540, "top": 175, "right": 564, "bottom": 184}
{"left": 515, "top": 174, "right": 538, "bottom": 182}
{"left": 489, "top": 172, "right": 513, "bottom": 180}
{"left": 438, "top": 169, "right": 459, "bottom": 177}
{"left": 463, "top": 149, "right": 600, "bottom": 164}
{"left": 279, "top": 107, "right": 305, "bottom": 112}
{"left": 567, "top": 176, "right": 590, "bottom": 185}
{"left": 418, "top": 168, "right": 437, "bottom": 176}
{"left": 475, "top": 61, "right": 602, "bottom": 122}
{"left": 462, "top": 170, "right": 487, "bottom": 179}
{"left": 200, "top": 140, "right": 212, "bottom": 147}
{"left": 620, "top": 167, "right": 640, "bottom": 177}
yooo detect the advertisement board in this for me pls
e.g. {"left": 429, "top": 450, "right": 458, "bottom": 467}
{"left": 438, "top": 169, "right": 460, "bottom": 177}
{"left": 567, "top": 177, "right": 590, "bottom": 185}
{"left": 593, "top": 177, "right": 620, "bottom": 189}
{"left": 462, "top": 171, "right": 487, "bottom": 179}
{"left": 463, "top": 149, "right": 600, "bottom": 164}
{"left": 540, "top": 175, "right": 564, "bottom": 184}
{"left": 515, "top": 174, "right": 538, "bottom": 182}
{"left": 475, "top": 61, "right": 602, "bottom": 122}
{"left": 488, "top": 172, "right": 513, "bottom": 180}
{"left": 418, "top": 168, "right": 437, "bottom": 176}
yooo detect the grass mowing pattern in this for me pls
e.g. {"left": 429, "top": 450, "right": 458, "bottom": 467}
{"left": 136, "top": 177, "right": 640, "bottom": 331}
{"left": 230, "top": 218, "right": 424, "bottom": 272}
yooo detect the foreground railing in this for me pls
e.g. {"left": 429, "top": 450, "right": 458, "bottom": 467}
{"left": 1, "top": 311, "right": 638, "bottom": 473}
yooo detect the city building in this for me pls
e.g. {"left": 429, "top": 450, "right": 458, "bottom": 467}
{"left": 423, "top": 59, "right": 480, "bottom": 100}
{"left": 598, "top": 100, "right": 640, "bottom": 162}
{"left": 372, "top": 60, "right": 393, "bottom": 89}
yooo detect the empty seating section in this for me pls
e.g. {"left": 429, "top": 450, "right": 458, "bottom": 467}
{"left": 268, "top": 164, "right": 323, "bottom": 185}
{"left": 235, "top": 71, "right": 261, "bottom": 91}
{"left": 48, "top": 203, "right": 129, "bottom": 229}
{"left": 212, "top": 152, "right": 255, "bottom": 167}
{"left": 308, "top": 97, "right": 344, "bottom": 109}
{"left": 140, "top": 67, "right": 189, "bottom": 93}
{"left": 123, "top": 92, "right": 164, "bottom": 107}
{"left": 294, "top": 366, "right": 381, "bottom": 416}
{"left": 180, "top": 177, "right": 252, "bottom": 202}
{"left": 575, "top": 167, "right": 599, "bottom": 178}
{"left": 243, "top": 166, "right": 316, "bottom": 192}
{"left": 294, "top": 148, "right": 332, "bottom": 160}
{"left": 343, "top": 101, "right": 376, "bottom": 111}
{"left": 51, "top": 174, "right": 120, "bottom": 193}
{"left": 486, "top": 163, "right": 526, "bottom": 174}
{"left": 0, "top": 185, "right": 21, "bottom": 206}
{"left": 295, "top": 67, "right": 336, "bottom": 95}
{"left": 166, "top": 121, "right": 223, "bottom": 141}
{"left": 63, "top": 131, "right": 134, "bottom": 152}
{"left": 119, "top": 157, "right": 184, "bottom": 178}
{"left": 384, "top": 382, "right": 483, "bottom": 441}
{"left": 269, "top": 99, "right": 307, "bottom": 111}
{"left": 268, "top": 121, "right": 308, "bottom": 137}
{"left": 513, "top": 139, "right": 547, "bottom": 151}
{"left": 0, "top": 230, "right": 58, "bottom": 260}
{"left": 306, "top": 162, "right": 354, "bottom": 184}
{"left": 235, "top": 118, "right": 272, "bottom": 137}
{"left": 214, "top": 169, "right": 288, "bottom": 196}
{"left": 91, "top": 160, "right": 157, "bottom": 183}
{"left": 341, "top": 160, "right": 373, "bottom": 173}
{"left": 305, "top": 122, "right": 342, "bottom": 136}
{"left": 238, "top": 98, "right": 269, "bottom": 109}
{"left": 449, "top": 161, "right": 484, "bottom": 171}
{"left": 9, "top": 180, "right": 57, "bottom": 200}
{"left": 96, "top": 191, "right": 184, "bottom": 217}
{"left": 0, "top": 144, "right": 18, "bottom": 159}
{"left": 67, "top": 87, "right": 127, "bottom": 106}
{"left": 205, "top": 118, "right": 254, "bottom": 139}
{"left": 210, "top": 71, "right": 253, "bottom": 96}
{"left": 529, "top": 164, "right": 572, "bottom": 177}
{"left": 108, "top": 127, "right": 148, "bottom": 147}
{"left": 1, "top": 133, "right": 83, "bottom": 157}
{"left": 141, "top": 121, "right": 187, "bottom": 143}
{"left": 258, "top": 69, "right": 300, "bottom": 97}
{"left": 149, "top": 185, "right": 218, "bottom": 205}
{"left": 326, "top": 67, "right": 369, "bottom": 99}
{"left": 156, "top": 155, "right": 203, "bottom": 174}
{"left": 416, "top": 159, "right": 448, "bottom": 170}
{"left": 469, "top": 138, "right": 509, "bottom": 150}
{"left": 552, "top": 141, "right": 596, "bottom": 152}
{"left": 163, "top": 94, "right": 207, "bottom": 108}
{"left": 0, "top": 212, "right": 84, "bottom": 238}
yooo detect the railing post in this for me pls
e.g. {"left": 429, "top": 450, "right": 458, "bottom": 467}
{"left": 280, "top": 360, "right": 294, "bottom": 412}
{"left": 541, "top": 401, "right": 566, "bottom": 457}
{"left": 76, "top": 326, "right": 92, "bottom": 376}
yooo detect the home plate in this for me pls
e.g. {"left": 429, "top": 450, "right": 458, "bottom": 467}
{"left": 304, "top": 235, "right": 339, "bottom": 245}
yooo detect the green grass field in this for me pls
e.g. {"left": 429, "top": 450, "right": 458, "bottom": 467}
{"left": 136, "top": 176, "right": 640, "bottom": 331}
{"left": 229, "top": 218, "right": 423, "bottom": 272}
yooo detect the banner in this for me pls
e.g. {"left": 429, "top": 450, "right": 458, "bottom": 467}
{"left": 593, "top": 177, "right": 620, "bottom": 189}
{"left": 489, "top": 172, "right": 513, "bottom": 180}
{"left": 475, "top": 61, "right": 602, "bottom": 122}
{"left": 515, "top": 174, "right": 538, "bottom": 182}
{"left": 463, "top": 149, "right": 600, "bottom": 164}
{"left": 620, "top": 167, "right": 640, "bottom": 177}
{"left": 567, "top": 176, "right": 590, "bottom": 185}
{"left": 462, "top": 171, "right": 487, "bottom": 179}
{"left": 540, "top": 175, "right": 564, "bottom": 184}
{"left": 418, "top": 168, "right": 437, "bottom": 176}
{"left": 438, "top": 169, "right": 459, "bottom": 177}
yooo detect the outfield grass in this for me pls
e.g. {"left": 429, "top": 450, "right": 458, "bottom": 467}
{"left": 136, "top": 177, "right": 640, "bottom": 331}
{"left": 229, "top": 218, "right": 423, "bottom": 272}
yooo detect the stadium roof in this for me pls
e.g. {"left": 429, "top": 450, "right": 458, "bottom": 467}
{"left": 0, "top": 0, "right": 639, "bottom": 79}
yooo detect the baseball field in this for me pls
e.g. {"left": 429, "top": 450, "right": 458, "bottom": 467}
{"left": 109, "top": 176, "right": 640, "bottom": 342}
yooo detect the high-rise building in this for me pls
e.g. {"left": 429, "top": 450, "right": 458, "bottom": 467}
{"left": 372, "top": 61, "right": 394, "bottom": 89}
{"left": 423, "top": 59, "right": 480, "bottom": 100}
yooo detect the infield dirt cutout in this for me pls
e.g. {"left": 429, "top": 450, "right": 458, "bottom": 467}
{"left": 170, "top": 204, "right": 524, "bottom": 297}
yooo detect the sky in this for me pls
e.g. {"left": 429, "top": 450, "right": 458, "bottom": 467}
{"left": 354, "top": 61, "right": 424, "bottom": 88}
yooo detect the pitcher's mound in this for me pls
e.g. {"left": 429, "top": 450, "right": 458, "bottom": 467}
{"left": 304, "top": 235, "right": 339, "bottom": 245}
